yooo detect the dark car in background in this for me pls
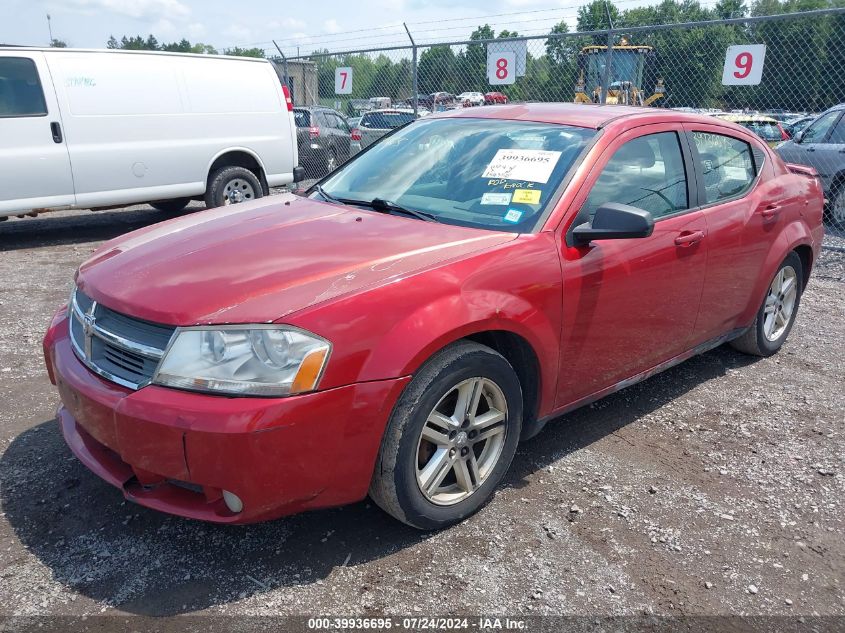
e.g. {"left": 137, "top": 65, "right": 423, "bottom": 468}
{"left": 293, "top": 106, "right": 354, "bottom": 177}
{"left": 777, "top": 103, "right": 845, "bottom": 230}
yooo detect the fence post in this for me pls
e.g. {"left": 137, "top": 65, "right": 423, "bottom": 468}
{"left": 273, "top": 40, "right": 290, "bottom": 97}
{"left": 404, "top": 22, "right": 418, "bottom": 116}
{"left": 599, "top": 1, "right": 616, "bottom": 105}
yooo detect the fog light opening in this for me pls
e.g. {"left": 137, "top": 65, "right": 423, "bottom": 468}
{"left": 222, "top": 490, "right": 243, "bottom": 513}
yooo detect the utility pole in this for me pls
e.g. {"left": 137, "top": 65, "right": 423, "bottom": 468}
{"left": 46, "top": 13, "right": 53, "bottom": 45}
{"left": 599, "top": 0, "right": 615, "bottom": 105}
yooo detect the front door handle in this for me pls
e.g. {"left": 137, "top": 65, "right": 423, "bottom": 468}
{"left": 674, "top": 230, "right": 704, "bottom": 246}
{"left": 50, "top": 121, "right": 63, "bottom": 143}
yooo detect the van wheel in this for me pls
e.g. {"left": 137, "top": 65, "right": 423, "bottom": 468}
{"left": 730, "top": 252, "right": 803, "bottom": 357}
{"left": 150, "top": 198, "right": 191, "bottom": 213}
{"left": 369, "top": 341, "right": 522, "bottom": 530}
{"left": 205, "top": 166, "right": 263, "bottom": 209}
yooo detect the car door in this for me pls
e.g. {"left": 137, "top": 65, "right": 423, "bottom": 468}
{"left": 330, "top": 112, "right": 352, "bottom": 161}
{"left": 556, "top": 125, "right": 708, "bottom": 406}
{"left": 779, "top": 109, "right": 843, "bottom": 192}
{"left": 0, "top": 52, "right": 75, "bottom": 215}
{"left": 683, "top": 125, "right": 785, "bottom": 342}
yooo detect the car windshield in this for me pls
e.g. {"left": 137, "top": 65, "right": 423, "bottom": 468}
{"left": 315, "top": 117, "right": 595, "bottom": 232}
{"left": 361, "top": 111, "right": 416, "bottom": 129}
{"left": 743, "top": 121, "right": 781, "bottom": 141}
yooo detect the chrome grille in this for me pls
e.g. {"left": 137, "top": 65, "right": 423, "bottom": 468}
{"left": 69, "top": 288, "right": 175, "bottom": 389}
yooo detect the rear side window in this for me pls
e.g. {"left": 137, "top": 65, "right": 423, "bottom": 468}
{"left": 293, "top": 110, "right": 310, "bottom": 127}
{"left": 583, "top": 132, "right": 689, "bottom": 220}
{"left": 361, "top": 111, "right": 415, "bottom": 129}
{"left": 0, "top": 57, "right": 47, "bottom": 117}
{"left": 690, "top": 132, "right": 756, "bottom": 205}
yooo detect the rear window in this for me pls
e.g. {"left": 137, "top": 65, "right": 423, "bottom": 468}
{"left": 293, "top": 110, "right": 311, "bottom": 127}
{"left": 742, "top": 121, "right": 781, "bottom": 142}
{"left": 361, "top": 111, "right": 415, "bottom": 129}
{"left": 0, "top": 57, "right": 47, "bottom": 117}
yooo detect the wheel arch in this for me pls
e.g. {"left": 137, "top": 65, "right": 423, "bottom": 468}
{"left": 205, "top": 148, "right": 269, "bottom": 193}
{"left": 739, "top": 222, "right": 814, "bottom": 327}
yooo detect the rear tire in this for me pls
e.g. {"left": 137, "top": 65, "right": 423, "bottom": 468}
{"left": 730, "top": 252, "right": 803, "bottom": 357}
{"left": 150, "top": 198, "right": 191, "bottom": 213}
{"left": 369, "top": 341, "right": 522, "bottom": 531}
{"left": 204, "top": 166, "right": 263, "bottom": 209}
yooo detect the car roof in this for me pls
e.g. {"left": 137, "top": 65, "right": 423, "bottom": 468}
{"left": 433, "top": 102, "right": 735, "bottom": 130}
{"left": 713, "top": 113, "right": 779, "bottom": 123}
{"left": 364, "top": 108, "right": 415, "bottom": 114}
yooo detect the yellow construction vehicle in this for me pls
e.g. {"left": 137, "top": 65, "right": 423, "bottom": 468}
{"left": 574, "top": 37, "right": 665, "bottom": 106}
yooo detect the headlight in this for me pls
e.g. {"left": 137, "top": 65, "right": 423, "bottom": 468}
{"left": 153, "top": 326, "right": 331, "bottom": 397}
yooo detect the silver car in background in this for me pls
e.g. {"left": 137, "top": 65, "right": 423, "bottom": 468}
{"left": 356, "top": 109, "right": 418, "bottom": 149}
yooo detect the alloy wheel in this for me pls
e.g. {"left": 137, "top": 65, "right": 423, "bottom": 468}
{"left": 763, "top": 265, "right": 798, "bottom": 341}
{"left": 415, "top": 377, "right": 508, "bottom": 506}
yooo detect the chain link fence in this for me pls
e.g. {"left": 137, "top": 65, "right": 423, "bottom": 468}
{"left": 280, "top": 8, "right": 845, "bottom": 227}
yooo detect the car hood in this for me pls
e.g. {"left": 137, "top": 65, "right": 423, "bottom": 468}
{"left": 77, "top": 194, "right": 515, "bottom": 325}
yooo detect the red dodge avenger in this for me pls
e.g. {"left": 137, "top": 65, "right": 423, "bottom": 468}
{"left": 43, "top": 104, "right": 824, "bottom": 530}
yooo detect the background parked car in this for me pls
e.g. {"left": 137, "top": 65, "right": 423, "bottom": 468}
{"left": 457, "top": 91, "right": 485, "bottom": 106}
{"left": 356, "top": 108, "right": 417, "bottom": 149}
{"left": 711, "top": 113, "right": 789, "bottom": 147}
{"left": 782, "top": 114, "right": 817, "bottom": 139}
{"left": 777, "top": 103, "right": 845, "bottom": 229}
{"left": 484, "top": 91, "right": 509, "bottom": 104}
{"left": 0, "top": 48, "right": 299, "bottom": 218}
{"left": 293, "top": 106, "right": 354, "bottom": 177}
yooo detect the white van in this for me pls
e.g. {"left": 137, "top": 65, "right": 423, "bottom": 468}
{"left": 0, "top": 48, "right": 301, "bottom": 219}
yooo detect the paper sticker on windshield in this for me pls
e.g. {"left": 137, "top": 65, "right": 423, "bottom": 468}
{"left": 503, "top": 209, "right": 523, "bottom": 223}
{"left": 482, "top": 149, "right": 562, "bottom": 184}
{"left": 512, "top": 189, "right": 541, "bottom": 204}
{"left": 481, "top": 192, "right": 512, "bottom": 206}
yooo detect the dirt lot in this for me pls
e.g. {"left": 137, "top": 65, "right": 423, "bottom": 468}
{"left": 0, "top": 201, "right": 843, "bottom": 627}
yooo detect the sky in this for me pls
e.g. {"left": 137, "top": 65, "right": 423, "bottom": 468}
{"left": 0, "top": 0, "right": 687, "bottom": 57}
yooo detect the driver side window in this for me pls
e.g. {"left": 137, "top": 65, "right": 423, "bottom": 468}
{"left": 801, "top": 111, "right": 840, "bottom": 144}
{"left": 583, "top": 132, "right": 689, "bottom": 220}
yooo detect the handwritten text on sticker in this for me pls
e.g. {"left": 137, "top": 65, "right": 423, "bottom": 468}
{"left": 482, "top": 149, "right": 562, "bottom": 184}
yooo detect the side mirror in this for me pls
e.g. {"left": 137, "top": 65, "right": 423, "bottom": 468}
{"left": 572, "top": 203, "right": 655, "bottom": 244}
{"left": 293, "top": 165, "right": 307, "bottom": 183}
{"left": 794, "top": 129, "right": 805, "bottom": 144}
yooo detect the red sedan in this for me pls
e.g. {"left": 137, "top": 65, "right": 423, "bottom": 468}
{"left": 43, "top": 104, "right": 824, "bottom": 530}
{"left": 485, "top": 91, "right": 508, "bottom": 104}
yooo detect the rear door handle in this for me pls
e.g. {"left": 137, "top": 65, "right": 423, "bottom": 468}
{"left": 759, "top": 204, "right": 781, "bottom": 220}
{"left": 50, "top": 122, "right": 63, "bottom": 143}
{"left": 674, "top": 230, "right": 704, "bottom": 246}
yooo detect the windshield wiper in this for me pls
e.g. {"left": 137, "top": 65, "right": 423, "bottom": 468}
{"left": 370, "top": 198, "right": 439, "bottom": 223}
{"left": 314, "top": 187, "right": 438, "bottom": 223}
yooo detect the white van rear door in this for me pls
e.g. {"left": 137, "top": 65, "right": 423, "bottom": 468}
{"left": 0, "top": 51, "right": 75, "bottom": 215}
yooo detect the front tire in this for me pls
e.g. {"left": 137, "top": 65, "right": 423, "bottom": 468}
{"left": 369, "top": 341, "right": 522, "bottom": 530}
{"left": 204, "top": 166, "right": 263, "bottom": 209}
{"left": 730, "top": 252, "right": 803, "bottom": 357}
{"left": 150, "top": 198, "right": 191, "bottom": 213}
{"left": 826, "top": 184, "right": 845, "bottom": 231}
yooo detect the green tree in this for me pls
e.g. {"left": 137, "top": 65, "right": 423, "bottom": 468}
{"left": 224, "top": 46, "right": 266, "bottom": 58}
{"left": 50, "top": 38, "right": 68, "bottom": 48}
{"left": 418, "top": 46, "right": 457, "bottom": 94}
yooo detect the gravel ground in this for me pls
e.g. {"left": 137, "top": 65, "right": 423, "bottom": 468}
{"left": 0, "top": 201, "right": 843, "bottom": 627}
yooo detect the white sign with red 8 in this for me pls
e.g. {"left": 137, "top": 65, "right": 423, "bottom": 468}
{"left": 488, "top": 51, "right": 516, "bottom": 86}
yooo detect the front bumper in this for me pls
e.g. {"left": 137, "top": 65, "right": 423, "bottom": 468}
{"left": 43, "top": 309, "right": 409, "bottom": 524}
